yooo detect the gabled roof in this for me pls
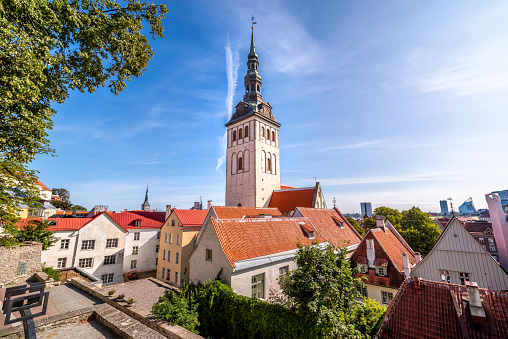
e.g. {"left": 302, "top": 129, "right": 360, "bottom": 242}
{"left": 280, "top": 185, "right": 296, "bottom": 190}
{"left": 210, "top": 217, "right": 326, "bottom": 267}
{"left": 16, "top": 217, "right": 94, "bottom": 231}
{"left": 211, "top": 206, "right": 282, "bottom": 219}
{"left": 173, "top": 209, "right": 209, "bottom": 227}
{"left": 376, "top": 277, "right": 508, "bottom": 339}
{"left": 107, "top": 210, "right": 165, "bottom": 229}
{"left": 36, "top": 180, "right": 51, "bottom": 191}
{"left": 464, "top": 221, "right": 493, "bottom": 234}
{"left": 268, "top": 186, "right": 316, "bottom": 214}
{"left": 370, "top": 227, "right": 416, "bottom": 272}
{"left": 295, "top": 207, "right": 362, "bottom": 248}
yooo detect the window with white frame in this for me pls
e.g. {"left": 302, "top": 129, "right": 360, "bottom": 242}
{"left": 479, "top": 237, "right": 484, "bottom": 242}
{"left": 135, "top": 220, "right": 141, "bottom": 227}
{"left": 251, "top": 273, "right": 264, "bottom": 299}
{"left": 376, "top": 267, "right": 385, "bottom": 276}
{"left": 132, "top": 246, "right": 139, "bottom": 255}
{"left": 206, "top": 249, "right": 212, "bottom": 261}
{"left": 279, "top": 265, "right": 289, "bottom": 276}
{"left": 81, "top": 240, "right": 95, "bottom": 250}
{"left": 104, "top": 255, "right": 116, "bottom": 265}
{"left": 176, "top": 252, "right": 179, "bottom": 264}
{"left": 177, "top": 234, "right": 180, "bottom": 245}
{"left": 358, "top": 286, "right": 368, "bottom": 298}
{"left": 57, "top": 257, "right": 67, "bottom": 268}
{"left": 131, "top": 260, "right": 137, "bottom": 269}
{"left": 490, "top": 246, "right": 496, "bottom": 251}
{"left": 134, "top": 232, "right": 140, "bottom": 241}
{"left": 459, "top": 272, "right": 470, "bottom": 285}
{"left": 169, "top": 233, "right": 173, "bottom": 244}
{"left": 359, "top": 264, "right": 367, "bottom": 274}
{"left": 106, "top": 238, "right": 118, "bottom": 248}
{"left": 101, "top": 273, "right": 114, "bottom": 284}
{"left": 382, "top": 291, "right": 393, "bottom": 305}
{"left": 165, "top": 233, "right": 168, "bottom": 243}
{"left": 79, "top": 258, "right": 93, "bottom": 268}
{"left": 60, "top": 239, "right": 70, "bottom": 250}
{"left": 440, "top": 270, "right": 451, "bottom": 283}
{"left": 488, "top": 238, "right": 494, "bottom": 243}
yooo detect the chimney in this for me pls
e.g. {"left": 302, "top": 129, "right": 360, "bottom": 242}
{"left": 376, "top": 216, "right": 386, "bottom": 232}
{"left": 413, "top": 252, "right": 421, "bottom": 264}
{"left": 165, "top": 205, "right": 172, "bottom": 220}
{"left": 402, "top": 252, "right": 411, "bottom": 278}
{"left": 366, "top": 238, "right": 376, "bottom": 268}
{"left": 207, "top": 200, "right": 213, "bottom": 210}
{"left": 486, "top": 193, "right": 508, "bottom": 271}
{"left": 466, "top": 282, "right": 487, "bottom": 322}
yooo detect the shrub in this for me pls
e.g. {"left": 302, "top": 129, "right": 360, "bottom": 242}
{"left": 348, "top": 297, "right": 386, "bottom": 337}
{"left": 41, "top": 265, "right": 60, "bottom": 281}
{"left": 152, "top": 290, "right": 199, "bottom": 334}
{"left": 108, "top": 290, "right": 116, "bottom": 296}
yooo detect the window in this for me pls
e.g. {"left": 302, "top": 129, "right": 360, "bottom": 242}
{"left": 279, "top": 265, "right": 289, "bottom": 276}
{"left": 308, "top": 230, "right": 315, "bottom": 239}
{"left": 377, "top": 267, "right": 385, "bottom": 276}
{"left": 245, "top": 126, "right": 249, "bottom": 137}
{"left": 359, "top": 264, "right": 367, "bottom": 274}
{"left": 272, "top": 131, "right": 275, "bottom": 141}
{"left": 163, "top": 250, "right": 166, "bottom": 260}
{"left": 157, "top": 231, "right": 161, "bottom": 239}
{"left": 340, "top": 222, "right": 345, "bottom": 229}
{"left": 177, "top": 234, "right": 180, "bottom": 245}
{"left": 176, "top": 252, "right": 179, "bottom": 264}
{"left": 156, "top": 258, "right": 158, "bottom": 265}
{"left": 168, "top": 251, "right": 171, "bottom": 262}
{"left": 440, "top": 270, "right": 450, "bottom": 283}
{"left": 131, "top": 260, "right": 137, "bottom": 269}
{"left": 490, "top": 246, "right": 496, "bottom": 251}
{"left": 261, "top": 127, "right": 264, "bottom": 138}
{"left": 239, "top": 128, "right": 243, "bottom": 139}
{"left": 206, "top": 249, "right": 213, "bottom": 261}
{"left": 358, "top": 286, "right": 368, "bottom": 298}
{"left": 165, "top": 233, "right": 168, "bottom": 242}
{"left": 479, "top": 237, "right": 484, "bottom": 242}
{"left": 251, "top": 273, "right": 264, "bottom": 299}
{"left": 459, "top": 272, "right": 470, "bottom": 285}
{"left": 171, "top": 219, "right": 175, "bottom": 226}
{"left": 106, "top": 239, "right": 118, "bottom": 248}
{"left": 233, "top": 130, "right": 237, "bottom": 141}
{"left": 57, "top": 257, "right": 67, "bottom": 268}
{"left": 381, "top": 291, "right": 393, "bottom": 305}
{"left": 175, "top": 271, "right": 179, "bottom": 284}
{"left": 135, "top": 220, "right": 141, "bottom": 227}
{"left": 266, "top": 129, "right": 269, "bottom": 139}
{"left": 169, "top": 233, "right": 173, "bottom": 244}
{"left": 81, "top": 240, "right": 95, "bottom": 250}
{"left": 104, "top": 255, "right": 116, "bottom": 265}
{"left": 79, "top": 258, "right": 93, "bottom": 268}
{"left": 266, "top": 157, "right": 271, "bottom": 172}
{"left": 101, "top": 273, "right": 114, "bottom": 284}
{"left": 162, "top": 268, "right": 165, "bottom": 279}
{"left": 60, "top": 239, "right": 70, "bottom": 250}
{"left": 156, "top": 245, "right": 159, "bottom": 253}
{"left": 134, "top": 232, "right": 140, "bottom": 241}
{"left": 132, "top": 246, "right": 139, "bottom": 255}
{"left": 488, "top": 238, "right": 494, "bottom": 243}
{"left": 166, "top": 269, "right": 170, "bottom": 280}
{"left": 238, "top": 157, "right": 243, "bottom": 171}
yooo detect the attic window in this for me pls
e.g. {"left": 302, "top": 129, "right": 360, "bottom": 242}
{"left": 135, "top": 219, "right": 141, "bottom": 227}
{"left": 308, "top": 231, "right": 315, "bottom": 239}
{"left": 340, "top": 222, "right": 344, "bottom": 229}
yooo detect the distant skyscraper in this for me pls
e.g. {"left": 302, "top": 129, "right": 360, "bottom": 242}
{"left": 360, "top": 202, "right": 372, "bottom": 218}
{"left": 491, "top": 190, "right": 508, "bottom": 212}
{"left": 439, "top": 200, "right": 449, "bottom": 215}
{"left": 458, "top": 197, "right": 476, "bottom": 215}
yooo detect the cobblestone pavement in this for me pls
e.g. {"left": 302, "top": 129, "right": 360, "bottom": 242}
{"left": 49, "top": 284, "right": 103, "bottom": 314}
{"left": 37, "top": 320, "right": 120, "bottom": 339}
{"left": 106, "top": 278, "right": 172, "bottom": 312}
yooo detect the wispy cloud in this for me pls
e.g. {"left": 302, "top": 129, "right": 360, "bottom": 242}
{"left": 216, "top": 36, "right": 239, "bottom": 173}
{"left": 320, "top": 139, "right": 390, "bottom": 152}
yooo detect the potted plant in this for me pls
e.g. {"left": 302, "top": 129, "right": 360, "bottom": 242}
{"left": 108, "top": 289, "right": 116, "bottom": 297}
{"left": 126, "top": 298, "right": 136, "bottom": 307}
{"left": 117, "top": 294, "right": 125, "bottom": 301}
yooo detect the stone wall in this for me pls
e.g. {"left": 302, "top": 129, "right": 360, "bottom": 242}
{"left": 0, "top": 242, "right": 42, "bottom": 286}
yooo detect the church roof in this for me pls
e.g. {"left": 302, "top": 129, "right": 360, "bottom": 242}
{"left": 268, "top": 186, "right": 317, "bottom": 215}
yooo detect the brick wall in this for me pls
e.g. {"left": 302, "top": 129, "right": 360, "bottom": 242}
{"left": 0, "top": 243, "right": 42, "bottom": 285}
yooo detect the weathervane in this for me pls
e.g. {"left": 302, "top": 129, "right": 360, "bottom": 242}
{"left": 251, "top": 15, "right": 257, "bottom": 30}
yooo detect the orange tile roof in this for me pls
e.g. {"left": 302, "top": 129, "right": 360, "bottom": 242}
{"left": 211, "top": 217, "right": 326, "bottom": 267}
{"left": 173, "top": 209, "right": 209, "bottom": 227}
{"left": 36, "top": 180, "right": 51, "bottom": 191}
{"left": 296, "top": 207, "right": 362, "bottom": 248}
{"left": 280, "top": 185, "right": 297, "bottom": 190}
{"left": 371, "top": 228, "right": 415, "bottom": 272}
{"left": 377, "top": 278, "right": 508, "bottom": 339}
{"left": 107, "top": 210, "right": 165, "bottom": 229}
{"left": 16, "top": 217, "right": 94, "bottom": 231}
{"left": 268, "top": 186, "right": 316, "bottom": 214}
{"left": 212, "top": 206, "right": 282, "bottom": 219}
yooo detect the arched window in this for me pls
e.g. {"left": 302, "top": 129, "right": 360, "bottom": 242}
{"left": 256, "top": 84, "right": 260, "bottom": 92}
{"left": 238, "top": 157, "right": 243, "bottom": 171}
{"left": 245, "top": 126, "right": 249, "bottom": 137}
{"left": 239, "top": 128, "right": 243, "bottom": 139}
{"left": 272, "top": 131, "right": 275, "bottom": 141}
{"left": 232, "top": 130, "right": 236, "bottom": 142}
{"left": 266, "top": 129, "right": 270, "bottom": 139}
{"left": 261, "top": 127, "right": 265, "bottom": 139}
{"left": 266, "top": 157, "right": 271, "bottom": 172}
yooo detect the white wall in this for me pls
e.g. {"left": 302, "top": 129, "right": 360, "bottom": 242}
{"left": 123, "top": 228, "right": 159, "bottom": 273}
{"left": 364, "top": 284, "right": 398, "bottom": 307}
{"left": 41, "top": 230, "right": 75, "bottom": 269}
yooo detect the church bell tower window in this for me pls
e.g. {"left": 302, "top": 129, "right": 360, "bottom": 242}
{"left": 233, "top": 130, "right": 237, "bottom": 141}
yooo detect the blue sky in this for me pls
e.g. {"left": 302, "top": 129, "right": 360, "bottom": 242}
{"left": 32, "top": 0, "right": 508, "bottom": 213}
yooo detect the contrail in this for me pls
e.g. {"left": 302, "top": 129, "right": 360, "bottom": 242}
{"left": 216, "top": 36, "right": 239, "bottom": 173}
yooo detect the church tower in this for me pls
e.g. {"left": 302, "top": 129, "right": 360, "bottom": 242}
{"left": 225, "top": 26, "right": 281, "bottom": 207}
{"left": 142, "top": 186, "right": 150, "bottom": 211}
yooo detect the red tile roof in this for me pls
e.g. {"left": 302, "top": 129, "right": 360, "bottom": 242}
{"left": 16, "top": 217, "right": 94, "bottom": 231}
{"left": 376, "top": 278, "right": 508, "bottom": 339}
{"left": 268, "top": 186, "right": 316, "bottom": 214}
{"left": 211, "top": 217, "right": 326, "bottom": 267}
{"left": 374, "top": 258, "right": 388, "bottom": 267}
{"left": 173, "top": 209, "right": 208, "bottom": 227}
{"left": 280, "top": 185, "right": 297, "bottom": 190}
{"left": 296, "top": 207, "right": 362, "bottom": 248}
{"left": 370, "top": 228, "right": 415, "bottom": 272}
{"left": 356, "top": 256, "right": 367, "bottom": 264}
{"left": 36, "top": 180, "right": 51, "bottom": 191}
{"left": 107, "top": 210, "right": 165, "bottom": 229}
{"left": 212, "top": 206, "right": 282, "bottom": 219}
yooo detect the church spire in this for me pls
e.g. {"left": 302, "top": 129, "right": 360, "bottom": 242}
{"left": 243, "top": 17, "right": 262, "bottom": 106}
{"left": 249, "top": 18, "right": 256, "bottom": 56}
{"left": 142, "top": 185, "right": 150, "bottom": 211}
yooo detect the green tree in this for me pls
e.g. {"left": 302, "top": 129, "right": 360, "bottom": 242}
{"left": 362, "top": 217, "right": 376, "bottom": 230}
{"left": 17, "top": 219, "right": 58, "bottom": 250}
{"left": 373, "top": 206, "right": 402, "bottom": 226}
{"left": 71, "top": 204, "right": 87, "bottom": 211}
{"left": 279, "top": 243, "right": 364, "bottom": 338}
{"left": 152, "top": 290, "right": 200, "bottom": 334}
{"left": 347, "top": 298, "right": 385, "bottom": 337}
{"left": 397, "top": 207, "right": 441, "bottom": 256}
{"left": 347, "top": 217, "right": 365, "bottom": 237}
{"left": 0, "top": 0, "right": 168, "bottom": 231}
{"left": 51, "top": 188, "right": 70, "bottom": 202}
{"left": 51, "top": 199, "right": 73, "bottom": 210}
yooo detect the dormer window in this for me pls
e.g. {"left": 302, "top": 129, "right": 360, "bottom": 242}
{"left": 358, "top": 264, "right": 367, "bottom": 273}
{"left": 485, "top": 228, "right": 492, "bottom": 234}
{"left": 308, "top": 231, "right": 314, "bottom": 239}
{"left": 377, "top": 267, "right": 385, "bottom": 276}
{"left": 340, "top": 222, "right": 344, "bottom": 229}
{"left": 135, "top": 220, "right": 141, "bottom": 227}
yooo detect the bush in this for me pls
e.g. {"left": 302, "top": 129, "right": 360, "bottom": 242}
{"left": 0, "top": 237, "right": 20, "bottom": 248}
{"left": 152, "top": 290, "right": 200, "bottom": 334}
{"left": 348, "top": 298, "right": 386, "bottom": 337}
{"left": 42, "top": 265, "right": 60, "bottom": 281}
